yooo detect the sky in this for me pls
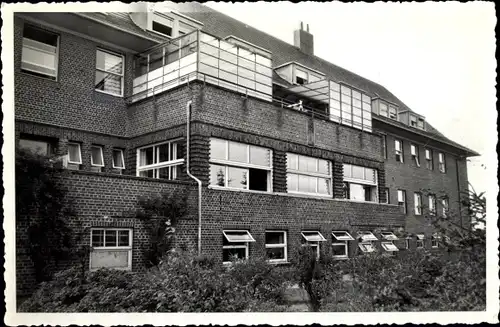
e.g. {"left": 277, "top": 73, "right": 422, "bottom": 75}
{"left": 206, "top": 1, "right": 496, "bottom": 195}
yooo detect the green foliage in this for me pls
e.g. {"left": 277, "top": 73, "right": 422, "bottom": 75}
{"left": 136, "top": 190, "right": 188, "bottom": 267}
{"left": 16, "top": 148, "right": 78, "bottom": 282}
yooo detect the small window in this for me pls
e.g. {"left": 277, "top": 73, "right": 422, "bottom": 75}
{"left": 301, "top": 231, "right": 326, "bottom": 260}
{"left": 90, "top": 228, "right": 133, "bottom": 270}
{"left": 331, "top": 231, "right": 353, "bottom": 259}
{"left": 332, "top": 231, "right": 355, "bottom": 241}
{"left": 152, "top": 21, "right": 173, "bottom": 37}
{"left": 428, "top": 194, "right": 437, "bottom": 216}
{"left": 265, "top": 231, "right": 287, "bottom": 263}
{"left": 90, "top": 145, "right": 104, "bottom": 167}
{"left": 416, "top": 234, "right": 425, "bottom": 249}
{"left": 357, "top": 231, "right": 378, "bottom": 242}
{"left": 410, "top": 144, "right": 420, "bottom": 167}
{"left": 414, "top": 193, "right": 422, "bottom": 215}
{"left": 388, "top": 106, "right": 398, "bottom": 120}
{"left": 381, "top": 241, "right": 399, "bottom": 252}
{"left": 67, "top": 142, "right": 82, "bottom": 165}
{"left": 438, "top": 152, "right": 446, "bottom": 173}
{"left": 295, "top": 68, "right": 308, "bottom": 85}
{"left": 441, "top": 198, "right": 449, "bottom": 217}
{"left": 425, "top": 149, "right": 433, "bottom": 170}
{"left": 410, "top": 115, "right": 418, "bottom": 127}
{"left": 431, "top": 234, "right": 440, "bottom": 248}
{"left": 405, "top": 238, "right": 411, "bottom": 250}
{"left": 358, "top": 242, "right": 376, "bottom": 253}
{"left": 379, "top": 102, "right": 388, "bottom": 117}
{"left": 21, "top": 25, "right": 59, "bottom": 80}
{"left": 395, "top": 139, "right": 403, "bottom": 163}
{"left": 112, "top": 149, "right": 125, "bottom": 169}
{"left": 381, "top": 231, "right": 399, "bottom": 241}
{"left": 222, "top": 230, "right": 255, "bottom": 264}
{"left": 397, "top": 189, "right": 407, "bottom": 214}
{"left": 95, "top": 49, "right": 124, "bottom": 96}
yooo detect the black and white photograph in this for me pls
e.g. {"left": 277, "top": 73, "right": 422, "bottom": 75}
{"left": 2, "top": 1, "right": 498, "bottom": 325}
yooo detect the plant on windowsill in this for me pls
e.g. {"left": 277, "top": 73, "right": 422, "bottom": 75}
{"left": 135, "top": 190, "right": 188, "bottom": 267}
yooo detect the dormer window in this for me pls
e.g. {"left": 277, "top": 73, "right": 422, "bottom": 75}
{"left": 275, "top": 62, "right": 324, "bottom": 86}
{"left": 152, "top": 20, "right": 173, "bottom": 37}
{"left": 375, "top": 100, "right": 398, "bottom": 120}
{"left": 148, "top": 12, "right": 202, "bottom": 39}
{"left": 295, "top": 68, "right": 308, "bottom": 85}
{"left": 410, "top": 114, "right": 425, "bottom": 130}
{"left": 388, "top": 106, "right": 398, "bottom": 120}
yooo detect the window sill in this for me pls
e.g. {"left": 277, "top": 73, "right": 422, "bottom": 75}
{"left": 95, "top": 89, "right": 124, "bottom": 98}
{"left": 268, "top": 260, "right": 290, "bottom": 266}
{"left": 19, "top": 70, "right": 59, "bottom": 83}
{"left": 208, "top": 185, "right": 273, "bottom": 195}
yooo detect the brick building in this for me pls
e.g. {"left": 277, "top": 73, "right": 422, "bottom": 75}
{"left": 14, "top": 3, "right": 478, "bottom": 294}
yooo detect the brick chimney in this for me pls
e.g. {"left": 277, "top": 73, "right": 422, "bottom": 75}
{"left": 294, "top": 22, "right": 314, "bottom": 56}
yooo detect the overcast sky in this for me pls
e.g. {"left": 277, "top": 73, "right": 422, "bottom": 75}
{"left": 206, "top": 1, "right": 496, "bottom": 195}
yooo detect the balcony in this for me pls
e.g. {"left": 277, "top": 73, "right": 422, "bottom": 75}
{"left": 130, "top": 30, "right": 273, "bottom": 103}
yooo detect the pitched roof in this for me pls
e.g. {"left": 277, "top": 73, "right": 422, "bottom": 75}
{"left": 178, "top": 7, "right": 478, "bottom": 157}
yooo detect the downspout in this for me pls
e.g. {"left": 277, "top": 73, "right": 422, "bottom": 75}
{"left": 185, "top": 100, "right": 203, "bottom": 256}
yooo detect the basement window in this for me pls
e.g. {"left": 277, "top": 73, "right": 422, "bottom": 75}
{"left": 332, "top": 231, "right": 354, "bottom": 259}
{"left": 358, "top": 242, "right": 376, "bottom": 253}
{"left": 301, "top": 231, "right": 326, "bottom": 260}
{"left": 381, "top": 241, "right": 399, "bottom": 253}
{"left": 357, "top": 231, "right": 378, "bottom": 242}
{"left": 210, "top": 138, "right": 272, "bottom": 192}
{"left": 90, "top": 228, "right": 133, "bottom": 270}
{"left": 381, "top": 232, "right": 399, "bottom": 241}
{"left": 265, "top": 231, "right": 287, "bottom": 263}
{"left": 222, "top": 230, "right": 255, "bottom": 264}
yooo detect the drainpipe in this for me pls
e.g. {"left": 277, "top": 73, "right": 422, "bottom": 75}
{"left": 186, "top": 100, "right": 203, "bottom": 256}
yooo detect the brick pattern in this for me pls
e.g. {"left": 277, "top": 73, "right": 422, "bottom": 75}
{"left": 332, "top": 161, "right": 345, "bottom": 199}
{"left": 272, "top": 151, "right": 287, "bottom": 193}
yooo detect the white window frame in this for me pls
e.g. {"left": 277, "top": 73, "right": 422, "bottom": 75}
{"left": 90, "top": 145, "right": 105, "bottom": 167}
{"left": 438, "top": 152, "right": 446, "bottom": 173}
{"left": 67, "top": 142, "right": 82, "bottom": 165}
{"left": 381, "top": 231, "right": 399, "bottom": 241}
{"left": 112, "top": 148, "right": 125, "bottom": 169}
{"left": 136, "top": 139, "right": 184, "bottom": 180}
{"left": 21, "top": 24, "right": 60, "bottom": 80}
{"left": 90, "top": 228, "right": 133, "bottom": 271}
{"left": 210, "top": 138, "right": 273, "bottom": 192}
{"left": 410, "top": 144, "right": 420, "bottom": 167}
{"left": 222, "top": 230, "right": 255, "bottom": 264}
{"left": 431, "top": 234, "right": 440, "bottom": 248}
{"left": 358, "top": 242, "right": 376, "bottom": 253}
{"left": 265, "top": 231, "right": 287, "bottom": 263}
{"left": 381, "top": 241, "right": 399, "bottom": 252}
{"left": 343, "top": 164, "right": 378, "bottom": 202}
{"left": 357, "top": 231, "right": 378, "bottom": 242}
{"left": 414, "top": 192, "right": 422, "bottom": 215}
{"left": 429, "top": 194, "right": 437, "bottom": 216}
{"left": 397, "top": 189, "right": 407, "bottom": 214}
{"left": 395, "top": 139, "right": 404, "bottom": 163}
{"left": 416, "top": 234, "right": 425, "bottom": 249}
{"left": 425, "top": 149, "right": 433, "bottom": 170}
{"left": 95, "top": 48, "right": 125, "bottom": 97}
{"left": 286, "top": 153, "right": 332, "bottom": 197}
{"left": 301, "top": 231, "right": 326, "bottom": 260}
{"left": 388, "top": 105, "right": 398, "bottom": 120}
{"left": 442, "top": 198, "right": 449, "bottom": 217}
{"left": 332, "top": 231, "right": 354, "bottom": 259}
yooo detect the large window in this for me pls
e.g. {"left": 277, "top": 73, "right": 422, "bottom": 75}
{"left": 286, "top": 153, "right": 331, "bottom": 196}
{"left": 90, "top": 228, "right": 133, "bottom": 270}
{"left": 343, "top": 164, "right": 378, "bottom": 202}
{"left": 414, "top": 192, "right": 422, "bottom": 215}
{"left": 210, "top": 139, "right": 272, "bottom": 192}
{"left": 137, "top": 140, "right": 184, "bottom": 180}
{"left": 397, "top": 190, "right": 407, "bottom": 214}
{"left": 425, "top": 149, "right": 433, "bottom": 170}
{"left": 330, "top": 82, "right": 372, "bottom": 132}
{"left": 395, "top": 139, "right": 404, "bottom": 163}
{"left": 438, "top": 152, "right": 446, "bottom": 173}
{"left": 410, "top": 144, "right": 420, "bottom": 167}
{"left": 222, "top": 230, "right": 255, "bottom": 264}
{"left": 19, "top": 137, "right": 56, "bottom": 156}
{"left": 265, "top": 231, "right": 287, "bottom": 263}
{"left": 21, "top": 25, "right": 59, "bottom": 80}
{"left": 95, "top": 49, "right": 124, "bottom": 96}
{"left": 331, "top": 231, "right": 354, "bottom": 259}
{"left": 301, "top": 231, "right": 326, "bottom": 260}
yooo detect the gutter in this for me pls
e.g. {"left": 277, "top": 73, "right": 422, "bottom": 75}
{"left": 185, "top": 100, "right": 203, "bottom": 256}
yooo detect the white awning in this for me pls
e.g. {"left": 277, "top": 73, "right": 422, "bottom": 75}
{"left": 358, "top": 242, "right": 376, "bottom": 253}
{"left": 332, "top": 231, "right": 355, "bottom": 241}
{"left": 301, "top": 231, "right": 327, "bottom": 242}
{"left": 357, "top": 231, "right": 378, "bottom": 242}
{"left": 381, "top": 232, "right": 399, "bottom": 241}
{"left": 223, "top": 230, "right": 256, "bottom": 242}
{"left": 381, "top": 242, "right": 399, "bottom": 252}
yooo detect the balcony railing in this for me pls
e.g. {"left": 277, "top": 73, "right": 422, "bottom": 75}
{"left": 129, "top": 30, "right": 273, "bottom": 103}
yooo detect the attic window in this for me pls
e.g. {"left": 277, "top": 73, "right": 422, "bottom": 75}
{"left": 295, "top": 68, "right": 308, "bottom": 85}
{"left": 152, "top": 21, "right": 172, "bottom": 37}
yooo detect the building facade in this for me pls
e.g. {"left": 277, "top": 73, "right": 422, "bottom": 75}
{"left": 14, "top": 3, "right": 478, "bottom": 294}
